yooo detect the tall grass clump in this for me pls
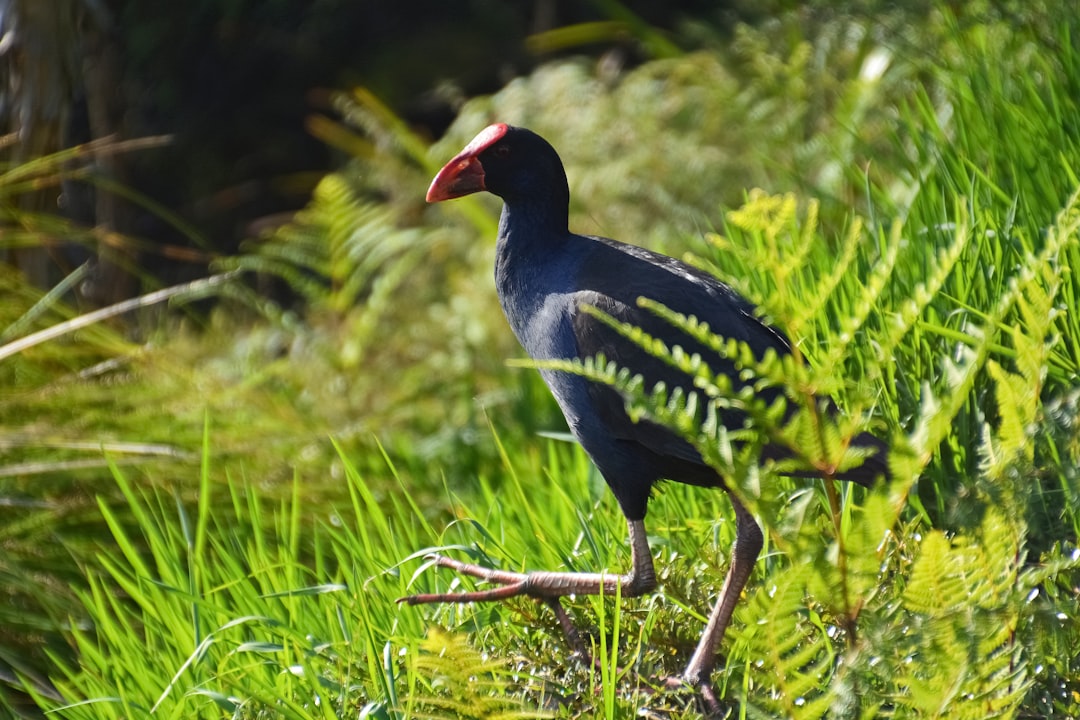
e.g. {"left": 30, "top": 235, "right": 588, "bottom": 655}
{"left": 25, "top": 425, "right": 659, "bottom": 719}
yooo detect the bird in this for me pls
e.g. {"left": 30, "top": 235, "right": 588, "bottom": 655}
{"left": 401, "top": 123, "right": 888, "bottom": 709}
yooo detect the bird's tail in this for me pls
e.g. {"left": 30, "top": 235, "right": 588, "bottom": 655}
{"left": 839, "top": 431, "right": 891, "bottom": 487}
{"left": 770, "top": 430, "right": 890, "bottom": 486}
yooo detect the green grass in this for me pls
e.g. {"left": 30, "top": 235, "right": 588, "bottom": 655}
{"left": 29, "top": 426, "right": 658, "bottom": 718}
{"left": 3, "top": 2, "right": 1080, "bottom": 718}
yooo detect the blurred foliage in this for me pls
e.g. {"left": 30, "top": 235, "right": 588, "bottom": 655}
{"left": 3, "top": 0, "right": 747, "bottom": 298}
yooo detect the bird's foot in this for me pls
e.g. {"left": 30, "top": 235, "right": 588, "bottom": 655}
{"left": 398, "top": 554, "right": 532, "bottom": 604}
{"left": 398, "top": 552, "right": 647, "bottom": 604}
{"left": 398, "top": 555, "right": 598, "bottom": 659}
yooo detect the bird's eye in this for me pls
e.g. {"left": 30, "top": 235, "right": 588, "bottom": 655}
{"left": 492, "top": 144, "right": 511, "bottom": 159}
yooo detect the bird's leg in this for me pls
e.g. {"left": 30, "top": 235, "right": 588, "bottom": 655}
{"left": 678, "top": 493, "right": 763, "bottom": 703}
{"left": 399, "top": 518, "right": 657, "bottom": 604}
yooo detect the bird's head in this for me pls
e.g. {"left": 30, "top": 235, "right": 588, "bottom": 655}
{"left": 426, "top": 124, "right": 568, "bottom": 208}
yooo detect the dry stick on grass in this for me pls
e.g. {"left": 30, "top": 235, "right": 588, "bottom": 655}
{"left": 0, "top": 270, "right": 241, "bottom": 363}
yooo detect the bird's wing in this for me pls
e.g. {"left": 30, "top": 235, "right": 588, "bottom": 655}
{"left": 570, "top": 289, "right": 708, "bottom": 467}
{"left": 567, "top": 236, "right": 792, "bottom": 470}
{"left": 583, "top": 237, "right": 792, "bottom": 356}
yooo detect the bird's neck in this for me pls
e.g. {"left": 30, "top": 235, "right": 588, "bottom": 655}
{"left": 493, "top": 195, "right": 577, "bottom": 343}
{"left": 496, "top": 192, "right": 571, "bottom": 254}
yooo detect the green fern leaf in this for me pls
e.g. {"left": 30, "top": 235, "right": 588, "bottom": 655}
{"left": 410, "top": 629, "right": 551, "bottom": 719}
{"left": 893, "top": 508, "right": 1029, "bottom": 718}
{"left": 738, "top": 566, "right": 834, "bottom": 720}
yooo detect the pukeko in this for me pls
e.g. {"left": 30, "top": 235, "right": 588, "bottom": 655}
{"left": 402, "top": 123, "right": 888, "bottom": 707}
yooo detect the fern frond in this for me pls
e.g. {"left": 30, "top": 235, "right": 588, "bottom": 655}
{"left": 225, "top": 173, "right": 431, "bottom": 367}
{"left": 826, "top": 218, "right": 904, "bottom": 370}
{"left": 787, "top": 212, "right": 861, "bottom": 336}
{"left": 980, "top": 187, "right": 1078, "bottom": 479}
{"left": 893, "top": 507, "right": 1029, "bottom": 718}
{"left": 878, "top": 205, "right": 974, "bottom": 388}
{"left": 902, "top": 530, "right": 965, "bottom": 615}
{"left": 738, "top": 566, "right": 834, "bottom": 720}
{"left": 410, "top": 629, "right": 551, "bottom": 719}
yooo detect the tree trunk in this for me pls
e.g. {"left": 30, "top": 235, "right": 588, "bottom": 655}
{"left": 80, "top": 6, "right": 138, "bottom": 305}
{"left": 1, "top": 0, "right": 137, "bottom": 304}
{"left": 1, "top": 0, "right": 80, "bottom": 289}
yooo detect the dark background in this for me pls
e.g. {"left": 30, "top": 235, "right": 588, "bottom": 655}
{"left": 0, "top": 0, "right": 884, "bottom": 301}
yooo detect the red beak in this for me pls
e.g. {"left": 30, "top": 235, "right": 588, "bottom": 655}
{"left": 425, "top": 123, "right": 510, "bottom": 202}
{"left": 426, "top": 155, "right": 485, "bottom": 202}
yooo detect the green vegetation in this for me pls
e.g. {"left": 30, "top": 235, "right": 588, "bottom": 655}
{"left": 2, "top": 2, "right": 1079, "bottom": 718}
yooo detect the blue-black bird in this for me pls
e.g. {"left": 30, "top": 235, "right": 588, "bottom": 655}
{"left": 402, "top": 123, "right": 887, "bottom": 707}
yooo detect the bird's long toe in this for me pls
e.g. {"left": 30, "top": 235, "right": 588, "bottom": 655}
{"left": 397, "top": 555, "right": 531, "bottom": 605}
{"left": 425, "top": 555, "right": 529, "bottom": 585}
